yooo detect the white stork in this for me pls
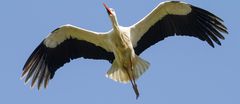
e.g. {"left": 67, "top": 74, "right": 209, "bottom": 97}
{"left": 21, "top": 1, "right": 228, "bottom": 99}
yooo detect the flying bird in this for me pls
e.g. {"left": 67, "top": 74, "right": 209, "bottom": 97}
{"left": 21, "top": 1, "right": 228, "bottom": 99}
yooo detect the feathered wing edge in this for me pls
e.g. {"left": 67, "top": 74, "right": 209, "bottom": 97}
{"left": 21, "top": 41, "right": 51, "bottom": 89}
{"left": 133, "top": 2, "right": 228, "bottom": 55}
{"left": 21, "top": 38, "right": 115, "bottom": 89}
{"left": 21, "top": 24, "right": 115, "bottom": 89}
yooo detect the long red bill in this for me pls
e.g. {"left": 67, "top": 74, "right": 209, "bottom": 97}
{"left": 103, "top": 3, "right": 112, "bottom": 15}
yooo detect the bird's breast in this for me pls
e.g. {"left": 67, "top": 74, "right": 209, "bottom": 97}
{"left": 111, "top": 31, "right": 135, "bottom": 63}
{"left": 112, "top": 30, "right": 131, "bottom": 48}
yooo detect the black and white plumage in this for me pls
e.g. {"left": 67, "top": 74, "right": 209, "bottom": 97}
{"left": 21, "top": 1, "right": 228, "bottom": 98}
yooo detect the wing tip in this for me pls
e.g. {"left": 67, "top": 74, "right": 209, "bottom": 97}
{"left": 21, "top": 70, "right": 51, "bottom": 90}
{"left": 21, "top": 41, "right": 53, "bottom": 90}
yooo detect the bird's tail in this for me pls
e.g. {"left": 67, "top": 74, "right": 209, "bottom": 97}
{"left": 106, "top": 56, "right": 150, "bottom": 83}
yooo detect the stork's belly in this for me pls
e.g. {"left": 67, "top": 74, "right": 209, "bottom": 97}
{"left": 110, "top": 30, "right": 135, "bottom": 66}
{"left": 118, "top": 47, "right": 133, "bottom": 59}
{"left": 113, "top": 44, "right": 135, "bottom": 67}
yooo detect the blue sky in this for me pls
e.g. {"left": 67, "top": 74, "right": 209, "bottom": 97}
{"left": 0, "top": 0, "right": 239, "bottom": 104}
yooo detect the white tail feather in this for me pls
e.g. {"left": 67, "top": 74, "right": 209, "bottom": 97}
{"left": 106, "top": 56, "right": 150, "bottom": 83}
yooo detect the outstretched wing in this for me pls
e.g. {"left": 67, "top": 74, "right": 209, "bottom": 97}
{"left": 21, "top": 24, "right": 114, "bottom": 89}
{"left": 130, "top": 1, "right": 228, "bottom": 55}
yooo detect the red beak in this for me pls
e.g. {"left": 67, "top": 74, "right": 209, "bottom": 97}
{"left": 103, "top": 3, "right": 112, "bottom": 15}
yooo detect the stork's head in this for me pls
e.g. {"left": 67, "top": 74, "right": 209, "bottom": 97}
{"left": 103, "top": 3, "right": 119, "bottom": 29}
{"left": 103, "top": 3, "right": 116, "bottom": 17}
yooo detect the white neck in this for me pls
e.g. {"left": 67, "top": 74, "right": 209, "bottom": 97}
{"left": 110, "top": 15, "right": 119, "bottom": 31}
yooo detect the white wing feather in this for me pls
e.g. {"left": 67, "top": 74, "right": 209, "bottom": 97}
{"left": 44, "top": 24, "right": 112, "bottom": 52}
{"left": 130, "top": 1, "right": 192, "bottom": 47}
